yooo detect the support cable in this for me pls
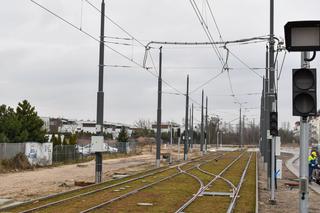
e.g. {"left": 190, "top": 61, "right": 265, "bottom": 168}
{"left": 85, "top": 0, "right": 146, "bottom": 48}
{"left": 29, "top": 0, "right": 203, "bottom": 108}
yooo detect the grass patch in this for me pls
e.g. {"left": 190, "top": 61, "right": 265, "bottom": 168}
{"left": 234, "top": 153, "right": 256, "bottom": 213}
{"left": 7, "top": 166, "right": 171, "bottom": 212}
{"left": 96, "top": 173, "right": 200, "bottom": 213}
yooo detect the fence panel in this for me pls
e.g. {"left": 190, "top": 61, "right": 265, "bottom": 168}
{"left": 0, "top": 143, "right": 25, "bottom": 160}
{"left": 116, "top": 142, "right": 138, "bottom": 154}
{"left": 52, "top": 145, "right": 82, "bottom": 163}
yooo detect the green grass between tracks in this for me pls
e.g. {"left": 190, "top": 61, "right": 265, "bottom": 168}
{"left": 6, "top": 166, "right": 168, "bottom": 212}
{"left": 30, "top": 168, "right": 179, "bottom": 213}
{"left": 234, "top": 153, "right": 256, "bottom": 213}
{"left": 185, "top": 152, "right": 251, "bottom": 213}
{"left": 93, "top": 173, "right": 200, "bottom": 213}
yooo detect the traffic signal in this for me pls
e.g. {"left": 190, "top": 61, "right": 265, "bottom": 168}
{"left": 270, "top": 112, "right": 278, "bottom": 136}
{"left": 292, "top": 68, "right": 317, "bottom": 117}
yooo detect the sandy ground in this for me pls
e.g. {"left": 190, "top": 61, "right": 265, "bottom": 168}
{"left": 259, "top": 153, "right": 320, "bottom": 213}
{"left": 0, "top": 145, "right": 203, "bottom": 202}
{"left": 0, "top": 154, "right": 156, "bottom": 201}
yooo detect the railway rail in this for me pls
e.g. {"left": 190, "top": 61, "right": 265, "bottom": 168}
{"left": 2, "top": 150, "right": 257, "bottom": 213}
{"left": 2, "top": 152, "right": 225, "bottom": 213}
{"left": 79, "top": 151, "right": 247, "bottom": 213}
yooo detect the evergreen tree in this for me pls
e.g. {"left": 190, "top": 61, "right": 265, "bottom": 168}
{"left": 0, "top": 100, "right": 46, "bottom": 143}
{"left": 16, "top": 100, "right": 46, "bottom": 142}
{"left": 117, "top": 126, "right": 129, "bottom": 142}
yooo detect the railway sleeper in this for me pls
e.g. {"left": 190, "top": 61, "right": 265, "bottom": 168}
{"left": 201, "top": 191, "right": 234, "bottom": 198}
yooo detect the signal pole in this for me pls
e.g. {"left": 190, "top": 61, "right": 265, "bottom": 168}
{"left": 184, "top": 75, "right": 189, "bottom": 160}
{"left": 268, "top": 0, "right": 276, "bottom": 197}
{"left": 299, "top": 52, "right": 310, "bottom": 213}
{"left": 95, "top": 0, "right": 105, "bottom": 184}
{"left": 156, "top": 47, "right": 163, "bottom": 168}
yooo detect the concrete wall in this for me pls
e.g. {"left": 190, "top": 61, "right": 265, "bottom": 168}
{"left": 0, "top": 142, "right": 53, "bottom": 166}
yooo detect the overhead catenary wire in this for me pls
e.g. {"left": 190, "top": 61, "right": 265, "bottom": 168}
{"left": 29, "top": 0, "right": 205, "bottom": 109}
{"left": 189, "top": 0, "right": 225, "bottom": 66}
{"left": 228, "top": 49, "right": 263, "bottom": 78}
{"left": 277, "top": 51, "right": 287, "bottom": 81}
{"left": 85, "top": 0, "right": 146, "bottom": 48}
{"left": 205, "top": 0, "right": 223, "bottom": 43}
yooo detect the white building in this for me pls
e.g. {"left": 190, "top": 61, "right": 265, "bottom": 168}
{"left": 41, "top": 117, "right": 133, "bottom": 139}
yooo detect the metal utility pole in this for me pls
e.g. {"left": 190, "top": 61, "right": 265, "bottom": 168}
{"left": 239, "top": 107, "right": 242, "bottom": 148}
{"left": 216, "top": 131, "right": 219, "bottom": 149}
{"left": 205, "top": 96, "right": 208, "bottom": 153}
{"left": 169, "top": 122, "right": 173, "bottom": 164}
{"left": 299, "top": 52, "right": 310, "bottom": 213}
{"left": 190, "top": 104, "right": 194, "bottom": 149}
{"left": 95, "top": 0, "right": 105, "bottom": 184}
{"left": 253, "top": 119, "right": 255, "bottom": 144}
{"left": 200, "top": 90, "right": 204, "bottom": 154}
{"left": 184, "top": 75, "right": 189, "bottom": 161}
{"left": 264, "top": 45, "right": 271, "bottom": 185}
{"left": 156, "top": 47, "right": 163, "bottom": 168}
{"left": 242, "top": 114, "right": 245, "bottom": 148}
{"left": 269, "top": 0, "right": 276, "bottom": 203}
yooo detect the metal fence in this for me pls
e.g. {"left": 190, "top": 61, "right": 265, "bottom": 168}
{"left": 0, "top": 143, "right": 26, "bottom": 160}
{"left": 52, "top": 145, "right": 84, "bottom": 163}
{"left": 116, "top": 142, "right": 140, "bottom": 154}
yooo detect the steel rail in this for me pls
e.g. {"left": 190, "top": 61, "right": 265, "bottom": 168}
{"left": 196, "top": 164, "right": 236, "bottom": 191}
{"left": 79, "top": 154, "right": 226, "bottom": 213}
{"left": 17, "top": 166, "right": 178, "bottom": 213}
{"left": 14, "top": 156, "right": 208, "bottom": 213}
{"left": 226, "top": 153, "right": 253, "bottom": 213}
{"left": 175, "top": 151, "right": 247, "bottom": 213}
{"left": 1, "top": 162, "right": 175, "bottom": 212}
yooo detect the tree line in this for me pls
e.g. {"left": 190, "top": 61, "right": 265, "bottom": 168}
{"left": 0, "top": 100, "right": 46, "bottom": 143}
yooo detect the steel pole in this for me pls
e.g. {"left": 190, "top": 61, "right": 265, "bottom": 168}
{"left": 299, "top": 52, "right": 310, "bottom": 213}
{"left": 156, "top": 47, "right": 163, "bottom": 168}
{"left": 184, "top": 75, "right": 189, "bottom": 161}
{"left": 240, "top": 107, "right": 242, "bottom": 148}
{"left": 170, "top": 122, "right": 173, "bottom": 164}
{"left": 95, "top": 0, "right": 105, "bottom": 184}
{"left": 200, "top": 90, "right": 204, "bottom": 154}
{"left": 191, "top": 104, "right": 194, "bottom": 149}
{"left": 205, "top": 96, "right": 208, "bottom": 153}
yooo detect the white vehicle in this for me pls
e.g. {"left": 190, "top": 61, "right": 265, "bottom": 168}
{"left": 104, "top": 144, "right": 118, "bottom": 153}
{"left": 76, "top": 144, "right": 92, "bottom": 156}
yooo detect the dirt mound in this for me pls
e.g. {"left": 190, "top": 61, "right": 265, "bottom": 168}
{"left": 2, "top": 153, "right": 32, "bottom": 171}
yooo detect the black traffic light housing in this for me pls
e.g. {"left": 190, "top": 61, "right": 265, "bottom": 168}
{"left": 270, "top": 112, "right": 278, "bottom": 136}
{"left": 292, "top": 68, "right": 317, "bottom": 117}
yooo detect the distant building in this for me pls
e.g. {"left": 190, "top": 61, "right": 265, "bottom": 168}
{"left": 152, "top": 122, "right": 180, "bottom": 133}
{"left": 41, "top": 117, "right": 132, "bottom": 139}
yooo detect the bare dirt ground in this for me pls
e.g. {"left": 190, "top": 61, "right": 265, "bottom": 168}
{"left": 259, "top": 153, "right": 320, "bottom": 213}
{"left": 0, "top": 145, "right": 202, "bottom": 202}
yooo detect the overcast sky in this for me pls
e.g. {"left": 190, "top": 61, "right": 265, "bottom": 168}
{"left": 1, "top": 0, "right": 320, "bottom": 128}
